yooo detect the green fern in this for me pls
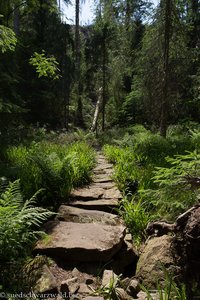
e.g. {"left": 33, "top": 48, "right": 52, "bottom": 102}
{"left": 0, "top": 180, "right": 54, "bottom": 263}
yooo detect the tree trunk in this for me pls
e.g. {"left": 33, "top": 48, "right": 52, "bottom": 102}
{"left": 75, "top": 0, "right": 84, "bottom": 127}
{"left": 102, "top": 29, "right": 106, "bottom": 132}
{"left": 91, "top": 88, "right": 102, "bottom": 132}
{"left": 160, "top": 0, "right": 171, "bottom": 137}
{"left": 13, "top": 5, "right": 20, "bottom": 35}
{"left": 190, "top": 0, "right": 199, "bottom": 48}
{"left": 125, "top": 0, "right": 131, "bottom": 31}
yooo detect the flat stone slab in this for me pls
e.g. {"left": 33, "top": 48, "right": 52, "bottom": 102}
{"left": 69, "top": 199, "right": 119, "bottom": 213}
{"left": 57, "top": 205, "right": 121, "bottom": 225}
{"left": 35, "top": 221, "right": 126, "bottom": 262}
{"left": 103, "top": 188, "right": 122, "bottom": 199}
{"left": 71, "top": 187, "right": 105, "bottom": 200}
{"left": 93, "top": 169, "right": 113, "bottom": 176}
{"left": 93, "top": 163, "right": 113, "bottom": 171}
{"left": 90, "top": 182, "right": 116, "bottom": 189}
{"left": 70, "top": 187, "right": 121, "bottom": 201}
{"left": 92, "top": 175, "right": 113, "bottom": 183}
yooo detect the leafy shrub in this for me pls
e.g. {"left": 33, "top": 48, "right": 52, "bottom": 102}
{"left": 0, "top": 180, "right": 54, "bottom": 286}
{"left": 6, "top": 141, "right": 95, "bottom": 206}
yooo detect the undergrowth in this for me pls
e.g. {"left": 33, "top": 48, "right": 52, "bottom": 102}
{"left": 6, "top": 141, "right": 95, "bottom": 206}
{"left": 103, "top": 125, "right": 200, "bottom": 240}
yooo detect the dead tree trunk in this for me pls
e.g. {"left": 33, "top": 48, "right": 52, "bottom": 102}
{"left": 91, "top": 88, "right": 102, "bottom": 132}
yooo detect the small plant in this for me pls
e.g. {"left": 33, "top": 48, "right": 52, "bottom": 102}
{"left": 119, "top": 196, "right": 150, "bottom": 244}
{"left": 93, "top": 274, "right": 122, "bottom": 300}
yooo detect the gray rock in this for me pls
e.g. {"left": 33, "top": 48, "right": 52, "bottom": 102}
{"left": 57, "top": 205, "right": 121, "bottom": 226}
{"left": 93, "top": 163, "right": 113, "bottom": 171}
{"left": 115, "top": 288, "right": 132, "bottom": 300}
{"left": 101, "top": 270, "right": 118, "bottom": 288}
{"left": 70, "top": 187, "right": 104, "bottom": 200}
{"left": 136, "top": 235, "right": 176, "bottom": 288}
{"left": 92, "top": 175, "right": 113, "bottom": 183}
{"left": 60, "top": 278, "right": 79, "bottom": 295}
{"left": 103, "top": 188, "right": 122, "bottom": 199}
{"left": 127, "top": 279, "right": 140, "bottom": 297}
{"left": 35, "top": 221, "right": 126, "bottom": 262}
{"left": 90, "top": 182, "right": 116, "bottom": 189}
{"left": 137, "top": 291, "right": 148, "bottom": 300}
{"left": 69, "top": 199, "right": 119, "bottom": 213}
{"left": 34, "top": 265, "right": 58, "bottom": 294}
{"left": 78, "top": 283, "right": 92, "bottom": 294}
{"left": 120, "top": 277, "right": 131, "bottom": 290}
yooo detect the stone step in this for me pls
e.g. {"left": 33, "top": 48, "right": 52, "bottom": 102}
{"left": 93, "top": 163, "right": 113, "bottom": 171}
{"left": 92, "top": 175, "right": 113, "bottom": 183}
{"left": 70, "top": 187, "right": 104, "bottom": 200}
{"left": 56, "top": 205, "right": 122, "bottom": 226}
{"left": 34, "top": 221, "right": 126, "bottom": 262}
{"left": 68, "top": 199, "right": 119, "bottom": 213}
{"left": 90, "top": 182, "right": 116, "bottom": 189}
{"left": 70, "top": 187, "right": 122, "bottom": 201}
{"left": 93, "top": 168, "right": 113, "bottom": 176}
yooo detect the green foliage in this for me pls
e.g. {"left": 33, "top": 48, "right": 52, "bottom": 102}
{"left": 143, "top": 150, "right": 200, "bottom": 220}
{"left": 104, "top": 126, "right": 200, "bottom": 222}
{"left": 0, "top": 180, "right": 54, "bottom": 264}
{"left": 29, "top": 51, "right": 60, "bottom": 79}
{"left": 119, "top": 197, "right": 150, "bottom": 244}
{"left": 0, "top": 24, "right": 17, "bottom": 53}
{"left": 103, "top": 143, "right": 155, "bottom": 192}
{"left": 6, "top": 141, "right": 95, "bottom": 206}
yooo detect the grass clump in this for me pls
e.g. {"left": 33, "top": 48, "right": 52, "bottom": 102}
{"left": 119, "top": 197, "right": 150, "bottom": 244}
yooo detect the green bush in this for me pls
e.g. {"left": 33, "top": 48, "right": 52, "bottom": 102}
{"left": 6, "top": 141, "right": 95, "bottom": 206}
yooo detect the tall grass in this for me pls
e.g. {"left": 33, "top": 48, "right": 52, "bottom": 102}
{"left": 6, "top": 141, "right": 95, "bottom": 206}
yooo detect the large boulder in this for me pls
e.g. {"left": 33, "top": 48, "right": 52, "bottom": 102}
{"left": 136, "top": 235, "right": 177, "bottom": 288}
{"left": 34, "top": 221, "right": 126, "bottom": 262}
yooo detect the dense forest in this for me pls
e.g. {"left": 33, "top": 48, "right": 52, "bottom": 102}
{"left": 0, "top": 0, "right": 200, "bottom": 299}
{"left": 0, "top": 0, "right": 199, "bottom": 135}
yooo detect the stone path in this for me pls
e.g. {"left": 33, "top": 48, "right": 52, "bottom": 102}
{"left": 33, "top": 153, "right": 138, "bottom": 299}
